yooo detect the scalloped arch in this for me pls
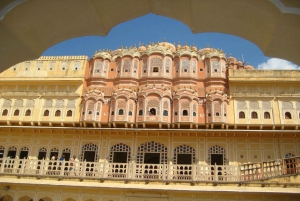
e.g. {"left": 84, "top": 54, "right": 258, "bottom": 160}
{"left": 1, "top": 0, "right": 300, "bottom": 71}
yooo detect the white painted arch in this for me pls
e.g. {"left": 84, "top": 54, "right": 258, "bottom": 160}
{"left": 0, "top": 0, "right": 300, "bottom": 71}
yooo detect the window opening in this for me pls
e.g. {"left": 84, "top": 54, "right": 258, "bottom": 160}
{"left": 25, "top": 109, "right": 31, "bottom": 116}
{"left": 150, "top": 108, "right": 156, "bottom": 115}
{"left": 264, "top": 112, "right": 270, "bottom": 119}
{"left": 239, "top": 111, "right": 245, "bottom": 119}
{"left": 285, "top": 112, "right": 292, "bottom": 119}
{"left": 55, "top": 110, "right": 61, "bottom": 117}
{"left": 43, "top": 110, "right": 49, "bottom": 116}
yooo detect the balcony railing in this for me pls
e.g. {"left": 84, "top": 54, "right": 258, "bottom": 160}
{"left": 0, "top": 156, "right": 299, "bottom": 182}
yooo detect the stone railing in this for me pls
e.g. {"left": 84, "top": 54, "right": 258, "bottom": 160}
{"left": 0, "top": 156, "right": 299, "bottom": 182}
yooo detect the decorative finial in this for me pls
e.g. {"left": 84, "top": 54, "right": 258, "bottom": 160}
{"left": 164, "top": 38, "right": 166, "bottom": 42}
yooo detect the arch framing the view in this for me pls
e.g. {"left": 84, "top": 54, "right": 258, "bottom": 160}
{"left": 0, "top": 0, "right": 300, "bottom": 72}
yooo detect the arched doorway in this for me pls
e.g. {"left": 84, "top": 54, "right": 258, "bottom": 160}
{"left": 173, "top": 145, "right": 196, "bottom": 180}
{"left": 109, "top": 143, "right": 131, "bottom": 178}
{"left": 0, "top": 195, "right": 13, "bottom": 201}
{"left": 38, "top": 147, "right": 47, "bottom": 160}
{"left": 7, "top": 146, "right": 17, "bottom": 158}
{"left": 136, "top": 141, "right": 168, "bottom": 179}
{"left": 81, "top": 143, "right": 98, "bottom": 162}
{"left": 137, "top": 141, "right": 167, "bottom": 164}
{"left": 19, "top": 147, "right": 29, "bottom": 159}
{"left": 208, "top": 145, "right": 226, "bottom": 165}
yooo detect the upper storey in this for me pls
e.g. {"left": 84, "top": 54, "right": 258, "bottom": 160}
{"left": 0, "top": 56, "right": 88, "bottom": 80}
{"left": 87, "top": 41, "right": 231, "bottom": 81}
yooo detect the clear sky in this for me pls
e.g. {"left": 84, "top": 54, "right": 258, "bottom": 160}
{"left": 42, "top": 14, "right": 299, "bottom": 70}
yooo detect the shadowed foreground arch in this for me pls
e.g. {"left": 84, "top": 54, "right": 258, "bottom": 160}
{"left": 0, "top": 0, "right": 300, "bottom": 71}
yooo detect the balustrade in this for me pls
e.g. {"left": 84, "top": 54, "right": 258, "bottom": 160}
{"left": 0, "top": 156, "right": 299, "bottom": 182}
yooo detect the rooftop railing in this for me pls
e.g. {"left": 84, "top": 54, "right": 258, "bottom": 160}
{"left": 0, "top": 156, "right": 299, "bottom": 183}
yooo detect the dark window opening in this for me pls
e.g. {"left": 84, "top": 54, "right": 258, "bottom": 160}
{"left": 211, "top": 154, "right": 224, "bottom": 165}
{"left": 177, "top": 154, "right": 192, "bottom": 165}
{"left": 25, "top": 109, "right": 31, "bottom": 116}
{"left": 193, "top": 112, "right": 196, "bottom": 116}
{"left": 264, "top": 112, "right": 270, "bottom": 119}
{"left": 44, "top": 110, "right": 49, "bottom": 116}
{"left": 88, "top": 111, "right": 92, "bottom": 115}
{"left": 55, "top": 110, "right": 61, "bottom": 117}
{"left": 83, "top": 151, "right": 96, "bottom": 162}
{"left": 128, "top": 111, "right": 132, "bottom": 116}
{"left": 2, "top": 109, "right": 8, "bottom": 116}
{"left": 216, "top": 112, "right": 220, "bottom": 116}
{"left": 111, "top": 111, "right": 114, "bottom": 115}
{"left": 285, "top": 112, "right": 292, "bottom": 119}
{"left": 113, "top": 152, "right": 128, "bottom": 163}
{"left": 67, "top": 110, "right": 72, "bottom": 117}
{"left": 184, "top": 69, "right": 187, "bottom": 72}
{"left": 150, "top": 108, "right": 156, "bottom": 116}
{"left": 111, "top": 68, "right": 114, "bottom": 71}
{"left": 153, "top": 67, "right": 159, "bottom": 72}
{"left": 7, "top": 150, "right": 17, "bottom": 159}
{"left": 239, "top": 111, "right": 245, "bottom": 119}
{"left": 163, "top": 110, "right": 168, "bottom": 116}
{"left": 183, "top": 110, "right": 188, "bottom": 116}
{"left": 96, "top": 112, "right": 99, "bottom": 115}
{"left": 139, "top": 110, "right": 143, "bottom": 116}
{"left": 14, "top": 109, "right": 19, "bottom": 116}
{"left": 118, "top": 109, "right": 124, "bottom": 115}
{"left": 175, "top": 112, "right": 178, "bottom": 116}
{"left": 144, "top": 153, "right": 160, "bottom": 164}
{"left": 200, "top": 69, "right": 203, "bottom": 71}
{"left": 251, "top": 112, "right": 258, "bottom": 119}
{"left": 20, "top": 150, "right": 29, "bottom": 159}
{"left": 166, "top": 69, "right": 169, "bottom": 73}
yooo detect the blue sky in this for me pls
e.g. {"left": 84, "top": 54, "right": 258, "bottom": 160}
{"left": 42, "top": 14, "right": 299, "bottom": 70}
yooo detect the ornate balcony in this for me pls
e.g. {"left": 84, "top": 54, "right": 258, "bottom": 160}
{"left": 1, "top": 156, "right": 299, "bottom": 183}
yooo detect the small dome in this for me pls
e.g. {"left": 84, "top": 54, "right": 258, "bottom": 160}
{"left": 227, "top": 55, "right": 237, "bottom": 63}
{"left": 245, "top": 64, "right": 254, "bottom": 69}
{"left": 138, "top": 46, "right": 146, "bottom": 51}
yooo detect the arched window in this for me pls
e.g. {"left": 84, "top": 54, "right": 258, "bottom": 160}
{"left": 43, "top": 110, "right": 49, "bottom": 116}
{"left": 128, "top": 111, "right": 132, "bottom": 116}
{"left": 111, "top": 111, "right": 114, "bottom": 115}
{"left": 25, "top": 109, "right": 31, "bottom": 116}
{"left": 2, "top": 109, "right": 8, "bottom": 116}
{"left": 153, "top": 67, "right": 159, "bottom": 72}
{"left": 150, "top": 108, "right": 156, "bottom": 115}
{"left": 139, "top": 110, "right": 143, "bottom": 116}
{"left": 55, "top": 110, "right": 61, "bottom": 117}
{"left": 66, "top": 110, "right": 72, "bottom": 117}
{"left": 264, "top": 112, "right": 270, "bottom": 119}
{"left": 208, "top": 113, "right": 211, "bottom": 117}
{"left": 163, "top": 110, "right": 168, "bottom": 116}
{"left": 239, "top": 111, "right": 245, "bottom": 119}
{"left": 193, "top": 112, "right": 196, "bottom": 116}
{"left": 285, "top": 112, "right": 292, "bottom": 119}
{"left": 13, "top": 109, "right": 19, "bottom": 116}
{"left": 216, "top": 112, "right": 220, "bottom": 116}
{"left": 183, "top": 110, "right": 188, "bottom": 116}
{"left": 88, "top": 111, "right": 92, "bottom": 115}
{"left": 251, "top": 112, "right": 258, "bottom": 119}
{"left": 118, "top": 109, "right": 124, "bottom": 115}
